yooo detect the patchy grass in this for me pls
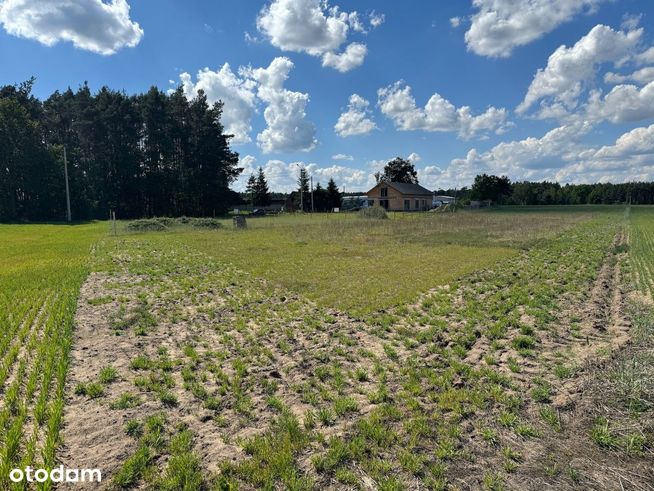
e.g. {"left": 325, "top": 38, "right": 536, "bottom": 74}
{"left": 55, "top": 206, "right": 653, "bottom": 488}
{"left": 5, "top": 206, "right": 654, "bottom": 488}
{"left": 120, "top": 209, "right": 593, "bottom": 316}
{"left": 587, "top": 301, "right": 654, "bottom": 456}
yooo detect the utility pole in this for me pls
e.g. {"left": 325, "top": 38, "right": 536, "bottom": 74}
{"left": 63, "top": 146, "right": 72, "bottom": 222}
{"left": 310, "top": 175, "right": 314, "bottom": 213}
{"left": 296, "top": 163, "right": 304, "bottom": 212}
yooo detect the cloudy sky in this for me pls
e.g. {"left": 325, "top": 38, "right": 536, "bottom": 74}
{"left": 2, "top": 0, "right": 654, "bottom": 192}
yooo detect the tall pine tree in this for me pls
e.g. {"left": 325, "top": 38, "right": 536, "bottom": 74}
{"left": 245, "top": 174, "right": 256, "bottom": 206}
{"left": 326, "top": 178, "right": 341, "bottom": 211}
{"left": 254, "top": 167, "right": 271, "bottom": 206}
{"left": 1, "top": 80, "right": 243, "bottom": 220}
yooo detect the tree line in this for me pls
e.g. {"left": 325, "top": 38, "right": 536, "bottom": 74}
{"left": 242, "top": 166, "right": 342, "bottom": 212}
{"left": 4, "top": 86, "right": 654, "bottom": 224}
{"left": 1, "top": 79, "right": 241, "bottom": 221}
{"left": 436, "top": 174, "right": 654, "bottom": 205}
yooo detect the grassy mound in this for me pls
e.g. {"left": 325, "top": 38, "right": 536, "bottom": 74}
{"left": 358, "top": 207, "right": 388, "bottom": 219}
{"left": 189, "top": 218, "right": 222, "bottom": 229}
{"left": 127, "top": 219, "right": 168, "bottom": 232}
{"left": 126, "top": 217, "right": 222, "bottom": 232}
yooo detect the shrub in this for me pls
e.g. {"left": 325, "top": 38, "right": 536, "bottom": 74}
{"left": 359, "top": 206, "right": 388, "bottom": 219}
{"left": 189, "top": 218, "right": 222, "bottom": 229}
{"left": 127, "top": 219, "right": 168, "bottom": 232}
{"left": 126, "top": 216, "right": 222, "bottom": 232}
{"left": 154, "top": 217, "right": 177, "bottom": 227}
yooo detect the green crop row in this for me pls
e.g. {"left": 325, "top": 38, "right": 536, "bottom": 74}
{"left": 0, "top": 223, "right": 104, "bottom": 489}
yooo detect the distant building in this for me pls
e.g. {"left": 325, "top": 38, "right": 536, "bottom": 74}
{"left": 341, "top": 195, "right": 369, "bottom": 210}
{"left": 366, "top": 182, "right": 433, "bottom": 211}
{"left": 433, "top": 195, "right": 455, "bottom": 207}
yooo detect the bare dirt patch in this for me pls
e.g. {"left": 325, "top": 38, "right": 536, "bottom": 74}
{"left": 60, "top": 256, "right": 397, "bottom": 487}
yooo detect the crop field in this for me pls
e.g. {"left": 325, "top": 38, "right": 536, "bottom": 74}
{"left": 631, "top": 207, "right": 654, "bottom": 300}
{"left": 0, "top": 223, "right": 105, "bottom": 488}
{"left": 1, "top": 208, "right": 653, "bottom": 490}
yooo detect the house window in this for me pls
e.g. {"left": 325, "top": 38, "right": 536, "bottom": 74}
{"left": 415, "top": 199, "right": 419, "bottom": 209}
{"left": 404, "top": 199, "right": 410, "bottom": 210}
{"left": 380, "top": 199, "right": 389, "bottom": 209}
{"left": 381, "top": 187, "right": 388, "bottom": 197}
{"left": 368, "top": 200, "right": 374, "bottom": 207}
{"left": 421, "top": 199, "right": 426, "bottom": 209}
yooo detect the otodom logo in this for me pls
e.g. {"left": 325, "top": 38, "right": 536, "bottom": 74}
{"left": 9, "top": 466, "right": 102, "bottom": 484}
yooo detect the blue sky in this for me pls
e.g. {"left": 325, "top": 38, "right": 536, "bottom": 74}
{"left": 2, "top": 0, "right": 654, "bottom": 192}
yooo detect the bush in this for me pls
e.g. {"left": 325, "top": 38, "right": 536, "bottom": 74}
{"left": 154, "top": 217, "right": 177, "bottom": 227}
{"left": 189, "top": 218, "right": 222, "bottom": 229}
{"left": 127, "top": 219, "right": 168, "bottom": 232}
{"left": 359, "top": 206, "right": 388, "bottom": 219}
{"left": 126, "top": 216, "right": 222, "bottom": 232}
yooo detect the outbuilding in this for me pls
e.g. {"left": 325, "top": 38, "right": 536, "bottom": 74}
{"left": 366, "top": 181, "right": 433, "bottom": 211}
{"left": 433, "top": 195, "right": 455, "bottom": 207}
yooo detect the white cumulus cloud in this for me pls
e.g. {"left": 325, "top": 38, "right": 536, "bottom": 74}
{"left": 555, "top": 123, "right": 654, "bottom": 183}
{"left": 592, "top": 123, "right": 654, "bottom": 160}
{"left": 465, "top": 0, "right": 607, "bottom": 58}
{"left": 245, "top": 57, "right": 318, "bottom": 154}
{"left": 450, "top": 17, "right": 462, "bottom": 28}
{"left": 232, "top": 159, "right": 371, "bottom": 192}
{"left": 369, "top": 11, "right": 385, "bottom": 28}
{"left": 321, "top": 42, "right": 367, "bottom": 72}
{"left": 334, "top": 94, "right": 377, "bottom": 137}
{"left": 309, "top": 164, "right": 370, "bottom": 190}
{"left": 233, "top": 155, "right": 259, "bottom": 191}
{"left": 174, "top": 57, "right": 316, "bottom": 152}
{"left": 584, "top": 81, "right": 654, "bottom": 124}
{"left": 0, "top": 0, "right": 143, "bottom": 55}
{"left": 517, "top": 25, "right": 643, "bottom": 115}
{"left": 436, "top": 121, "right": 654, "bottom": 187}
{"left": 480, "top": 122, "right": 592, "bottom": 175}
{"left": 432, "top": 122, "right": 592, "bottom": 188}
{"left": 636, "top": 47, "right": 654, "bottom": 65}
{"left": 256, "top": 0, "right": 376, "bottom": 72}
{"left": 377, "top": 81, "right": 510, "bottom": 139}
{"left": 179, "top": 64, "right": 257, "bottom": 144}
{"left": 604, "top": 67, "right": 654, "bottom": 85}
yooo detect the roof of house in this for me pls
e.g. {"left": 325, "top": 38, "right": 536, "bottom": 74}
{"left": 370, "top": 181, "right": 433, "bottom": 195}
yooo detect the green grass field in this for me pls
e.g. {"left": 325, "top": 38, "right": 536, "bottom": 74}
{"left": 0, "top": 208, "right": 652, "bottom": 490}
{"left": 0, "top": 223, "right": 104, "bottom": 487}
{"left": 118, "top": 208, "right": 594, "bottom": 317}
{"left": 630, "top": 206, "right": 654, "bottom": 299}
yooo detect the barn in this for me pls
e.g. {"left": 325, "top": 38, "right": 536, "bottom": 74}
{"left": 366, "top": 181, "right": 433, "bottom": 211}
